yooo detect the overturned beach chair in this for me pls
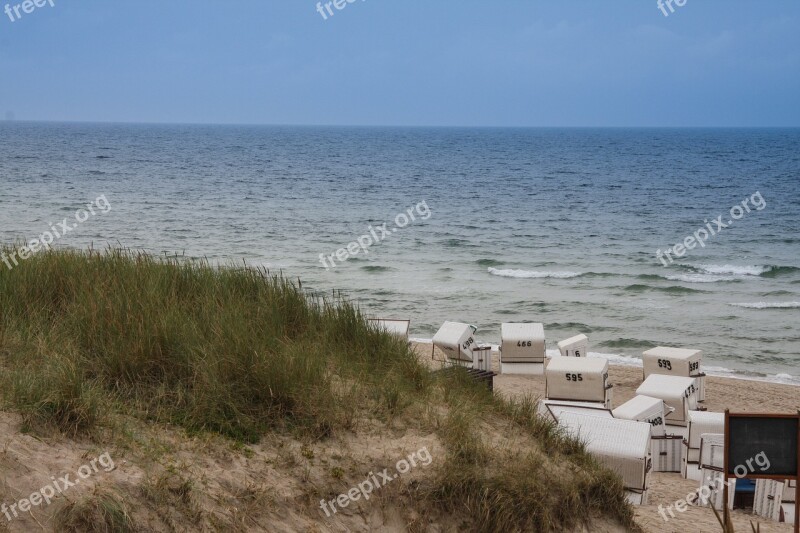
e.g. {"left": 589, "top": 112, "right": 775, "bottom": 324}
{"left": 682, "top": 411, "right": 724, "bottom": 480}
{"left": 432, "top": 321, "right": 477, "bottom": 364}
{"left": 545, "top": 356, "right": 613, "bottom": 409}
{"left": 635, "top": 374, "right": 698, "bottom": 427}
{"left": 537, "top": 399, "right": 613, "bottom": 424}
{"left": 557, "top": 412, "right": 652, "bottom": 505}
{"left": 642, "top": 346, "right": 706, "bottom": 402}
{"left": 368, "top": 318, "right": 410, "bottom": 342}
{"left": 557, "top": 334, "right": 588, "bottom": 358}
{"left": 433, "top": 323, "right": 496, "bottom": 389}
{"left": 499, "top": 322, "right": 545, "bottom": 375}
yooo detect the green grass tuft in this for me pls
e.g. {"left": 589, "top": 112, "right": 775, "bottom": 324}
{"left": 53, "top": 491, "right": 134, "bottom": 533}
{"left": 0, "top": 248, "right": 423, "bottom": 442}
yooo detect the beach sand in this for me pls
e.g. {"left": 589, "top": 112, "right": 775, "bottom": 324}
{"left": 416, "top": 342, "right": 799, "bottom": 533}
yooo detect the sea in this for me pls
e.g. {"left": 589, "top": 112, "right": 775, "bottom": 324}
{"left": 1, "top": 123, "right": 798, "bottom": 384}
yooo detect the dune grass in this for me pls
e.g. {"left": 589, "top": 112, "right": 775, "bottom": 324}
{"left": 0, "top": 247, "right": 426, "bottom": 442}
{"left": 0, "top": 248, "right": 639, "bottom": 532}
{"left": 429, "top": 368, "right": 638, "bottom": 532}
{"left": 53, "top": 491, "right": 134, "bottom": 533}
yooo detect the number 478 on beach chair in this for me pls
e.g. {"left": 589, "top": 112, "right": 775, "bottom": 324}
{"left": 432, "top": 321, "right": 496, "bottom": 391}
{"left": 432, "top": 321, "right": 477, "bottom": 364}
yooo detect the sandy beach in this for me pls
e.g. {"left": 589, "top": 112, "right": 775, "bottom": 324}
{"left": 417, "top": 342, "right": 799, "bottom": 533}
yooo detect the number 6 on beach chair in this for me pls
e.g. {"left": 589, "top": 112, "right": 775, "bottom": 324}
{"left": 557, "top": 334, "right": 588, "bottom": 358}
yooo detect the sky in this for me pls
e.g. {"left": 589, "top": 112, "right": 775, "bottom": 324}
{"left": 0, "top": 0, "right": 798, "bottom": 127}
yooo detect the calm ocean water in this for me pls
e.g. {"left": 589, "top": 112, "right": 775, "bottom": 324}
{"left": 1, "top": 123, "right": 798, "bottom": 383}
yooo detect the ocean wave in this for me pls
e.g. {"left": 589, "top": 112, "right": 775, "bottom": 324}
{"left": 624, "top": 284, "right": 703, "bottom": 294}
{"left": 488, "top": 267, "right": 583, "bottom": 279}
{"left": 442, "top": 238, "right": 476, "bottom": 248}
{"left": 663, "top": 273, "right": 737, "bottom": 283}
{"left": 761, "top": 265, "right": 800, "bottom": 278}
{"left": 656, "top": 263, "right": 799, "bottom": 283}
{"left": 546, "top": 322, "right": 603, "bottom": 333}
{"left": 361, "top": 265, "right": 391, "bottom": 273}
{"left": 694, "top": 264, "right": 770, "bottom": 276}
{"left": 599, "top": 338, "right": 659, "bottom": 350}
{"left": 583, "top": 272, "right": 616, "bottom": 278}
{"left": 475, "top": 258, "right": 504, "bottom": 267}
{"left": 636, "top": 274, "right": 663, "bottom": 281}
{"left": 729, "top": 301, "right": 800, "bottom": 309}
{"left": 683, "top": 264, "right": 799, "bottom": 278}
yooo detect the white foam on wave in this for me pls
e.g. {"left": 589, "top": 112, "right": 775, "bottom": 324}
{"left": 664, "top": 273, "right": 737, "bottom": 283}
{"left": 488, "top": 267, "right": 583, "bottom": 279}
{"left": 729, "top": 301, "right": 800, "bottom": 309}
{"left": 694, "top": 264, "right": 770, "bottom": 276}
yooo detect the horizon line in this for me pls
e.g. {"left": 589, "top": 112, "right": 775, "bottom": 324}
{"left": 2, "top": 119, "right": 800, "bottom": 129}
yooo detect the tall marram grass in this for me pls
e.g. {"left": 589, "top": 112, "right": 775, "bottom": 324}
{"left": 0, "top": 248, "right": 428, "bottom": 441}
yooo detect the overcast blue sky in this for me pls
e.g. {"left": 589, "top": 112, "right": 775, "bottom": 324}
{"left": 0, "top": 1, "right": 798, "bottom": 126}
